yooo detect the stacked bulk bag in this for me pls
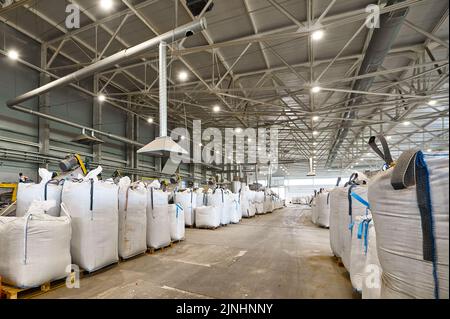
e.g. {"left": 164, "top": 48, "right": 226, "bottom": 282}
{"left": 147, "top": 187, "right": 171, "bottom": 249}
{"left": 229, "top": 193, "right": 241, "bottom": 224}
{"left": 62, "top": 170, "right": 119, "bottom": 272}
{"left": 195, "top": 206, "right": 220, "bottom": 229}
{"left": 367, "top": 136, "right": 449, "bottom": 299}
{"left": 169, "top": 203, "right": 185, "bottom": 241}
{"left": 16, "top": 168, "right": 63, "bottom": 217}
{"left": 316, "top": 191, "right": 330, "bottom": 228}
{"left": 255, "top": 191, "right": 265, "bottom": 214}
{"left": 0, "top": 201, "right": 71, "bottom": 288}
{"left": 264, "top": 191, "right": 273, "bottom": 213}
{"left": 174, "top": 190, "right": 197, "bottom": 227}
{"left": 118, "top": 177, "right": 147, "bottom": 259}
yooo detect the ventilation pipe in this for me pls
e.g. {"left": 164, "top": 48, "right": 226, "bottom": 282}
{"left": 326, "top": 1, "right": 409, "bottom": 166}
{"left": 137, "top": 41, "right": 188, "bottom": 155}
{"left": 6, "top": 19, "right": 206, "bottom": 107}
{"left": 307, "top": 157, "right": 316, "bottom": 176}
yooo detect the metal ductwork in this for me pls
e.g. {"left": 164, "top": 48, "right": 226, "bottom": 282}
{"left": 5, "top": 19, "right": 205, "bottom": 157}
{"left": 6, "top": 19, "right": 206, "bottom": 107}
{"left": 137, "top": 41, "right": 189, "bottom": 156}
{"left": 326, "top": 0, "right": 409, "bottom": 166}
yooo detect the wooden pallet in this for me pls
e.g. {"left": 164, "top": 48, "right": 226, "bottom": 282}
{"left": 119, "top": 252, "right": 147, "bottom": 262}
{"left": 79, "top": 262, "right": 119, "bottom": 278}
{"left": 171, "top": 239, "right": 184, "bottom": 245}
{"left": 146, "top": 242, "right": 173, "bottom": 255}
{"left": 0, "top": 273, "right": 76, "bottom": 299}
{"left": 196, "top": 225, "right": 220, "bottom": 230}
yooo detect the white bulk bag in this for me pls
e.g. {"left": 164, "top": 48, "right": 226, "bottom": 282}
{"left": 229, "top": 193, "right": 241, "bottom": 224}
{"left": 340, "top": 185, "right": 369, "bottom": 271}
{"left": 169, "top": 203, "right": 185, "bottom": 241}
{"left": 174, "top": 191, "right": 197, "bottom": 227}
{"left": 222, "top": 191, "right": 232, "bottom": 225}
{"left": 316, "top": 192, "right": 330, "bottom": 228}
{"left": 118, "top": 177, "right": 147, "bottom": 259}
{"left": 362, "top": 221, "right": 382, "bottom": 299}
{"left": 62, "top": 179, "right": 119, "bottom": 272}
{"left": 195, "top": 206, "right": 220, "bottom": 228}
{"left": 147, "top": 189, "right": 171, "bottom": 249}
{"left": 207, "top": 188, "right": 229, "bottom": 225}
{"left": 349, "top": 216, "right": 371, "bottom": 292}
{"left": 369, "top": 151, "right": 449, "bottom": 299}
{"left": 240, "top": 188, "right": 250, "bottom": 218}
{"left": 329, "top": 188, "right": 343, "bottom": 258}
{"left": 264, "top": 193, "right": 273, "bottom": 213}
{"left": 195, "top": 189, "right": 206, "bottom": 208}
{"left": 311, "top": 197, "right": 318, "bottom": 224}
{"left": 255, "top": 191, "right": 265, "bottom": 214}
{"left": 0, "top": 202, "right": 71, "bottom": 288}
{"left": 16, "top": 169, "right": 62, "bottom": 217}
{"left": 247, "top": 191, "right": 257, "bottom": 217}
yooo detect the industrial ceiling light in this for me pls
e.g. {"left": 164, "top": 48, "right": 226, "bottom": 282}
{"left": 178, "top": 71, "right": 189, "bottom": 82}
{"left": 235, "top": 128, "right": 242, "bottom": 133}
{"left": 313, "top": 142, "right": 318, "bottom": 146}
{"left": 147, "top": 117, "right": 154, "bottom": 123}
{"left": 213, "top": 105, "right": 220, "bottom": 112}
{"left": 312, "top": 115, "right": 320, "bottom": 121}
{"left": 180, "top": 135, "right": 186, "bottom": 140}
{"left": 427, "top": 148, "right": 432, "bottom": 152}
{"left": 402, "top": 121, "right": 411, "bottom": 126}
{"left": 427, "top": 100, "right": 437, "bottom": 106}
{"left": 248, "top": 138, "right": 252, "bottom": 142}
{"left": 100, "top": 0, "right": 114, "bottom": 10}
{"left": 7, "top": 49, "right": 19, "bottom": 60}
{"left": 313, "top": 131, "right": 319, "bottom": 136}
{"left": 386, "top": 135, "right": 392, "bottom": 140}
{"left": 311, "top": 30, "right": 324, "bottom": 41}
{"left": 311, "top": 86, "right": 321, "bottom": 93}
{"left": 98, "top": 94, "right": 106, "bottom": 102}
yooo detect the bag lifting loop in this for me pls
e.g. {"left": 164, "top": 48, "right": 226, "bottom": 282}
{"left": 368, "top": 135, "right": 395, "bottom": 168}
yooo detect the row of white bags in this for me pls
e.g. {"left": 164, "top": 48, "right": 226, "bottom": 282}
{"left": 1, "top": 173, "right": 188, "bottom": 288}
{"left": 328, "top": 173, "right": 381, "bottom": 298}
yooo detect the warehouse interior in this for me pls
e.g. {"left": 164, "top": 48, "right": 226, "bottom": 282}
{"left": 0, "top": 0, "right": 448, "bottom": 301}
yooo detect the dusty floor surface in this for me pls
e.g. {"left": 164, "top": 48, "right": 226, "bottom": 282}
{"left": 35, "top": 206, "right": 356, "bottom": 299}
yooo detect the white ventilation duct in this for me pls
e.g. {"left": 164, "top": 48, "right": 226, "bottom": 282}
{"left": 307, "top": 157, "right": 316, "bottom": 176}
{"left": 137, "top": 41, "right": 188, "bottom": 155}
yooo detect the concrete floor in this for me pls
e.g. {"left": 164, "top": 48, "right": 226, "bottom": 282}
{"left": 36, "top": 206, "right": 356, "bottom": 299}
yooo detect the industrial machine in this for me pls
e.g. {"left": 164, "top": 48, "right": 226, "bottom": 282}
{"left": 58, "top": 154, "right": 88, "bottom": 180}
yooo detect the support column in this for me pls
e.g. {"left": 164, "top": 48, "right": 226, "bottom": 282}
{"left": 38, "top": 44, "right": 50, "bottom": 170}
{"left": 126, "top": 97, "right": 136, "bottom": 181}
{"left": 93, "top": 74, "right": 102, "bottom": 164}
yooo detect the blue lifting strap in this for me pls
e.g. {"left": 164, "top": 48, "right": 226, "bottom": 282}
{"left": 350, "top": 192, "right": 370, "bottom": 209}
